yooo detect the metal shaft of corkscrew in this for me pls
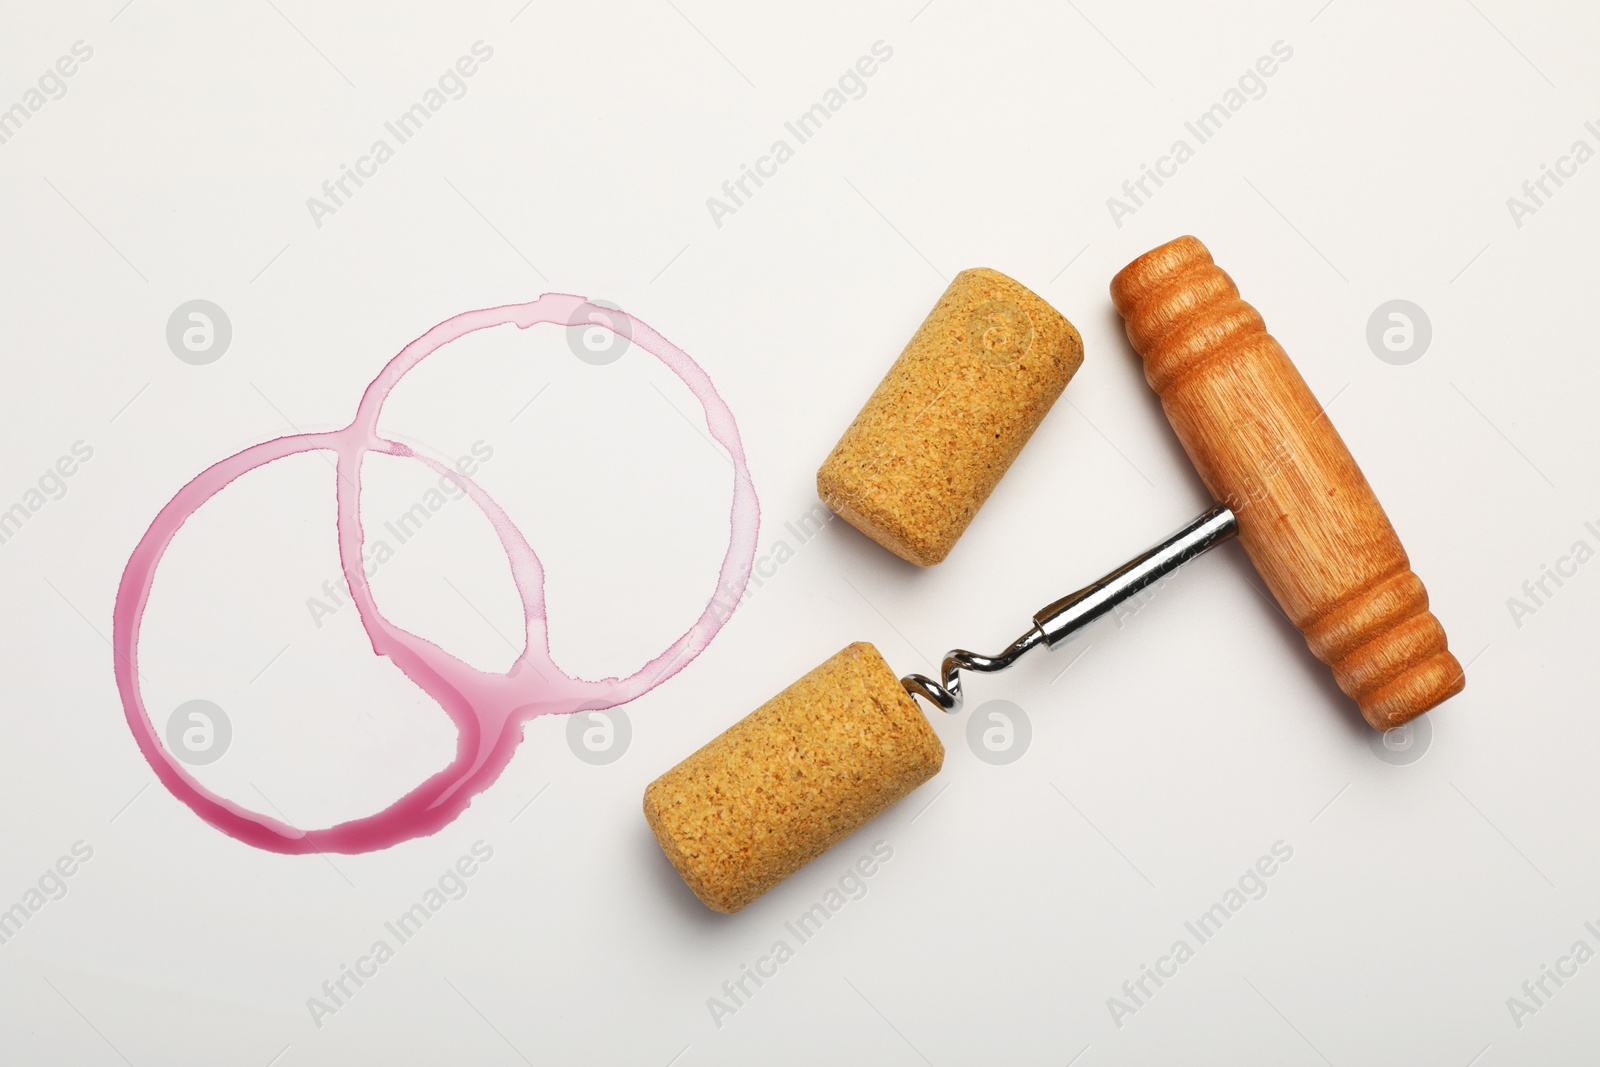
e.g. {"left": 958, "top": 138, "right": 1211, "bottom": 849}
{"left": 901, "top": 504, "right": 1239, "bottom": 712}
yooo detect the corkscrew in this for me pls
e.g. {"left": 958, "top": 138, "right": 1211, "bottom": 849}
{"left": 899, "top": 236, "right": 1463, "bottom": 729}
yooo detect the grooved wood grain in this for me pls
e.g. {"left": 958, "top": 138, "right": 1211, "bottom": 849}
{"left": 1112, "top": 236, "right": 1464, "bottom": 729}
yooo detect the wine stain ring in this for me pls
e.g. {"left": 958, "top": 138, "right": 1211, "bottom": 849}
{"left": 113, "top": 295, "right": 760, "bottom": 854}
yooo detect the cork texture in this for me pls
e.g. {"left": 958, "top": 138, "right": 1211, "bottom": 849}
{"left": 817, "top": 268, "right": 1084, "bottom": 566}
{"left": 643, "top": 642, "right": 943, "bottom": 914}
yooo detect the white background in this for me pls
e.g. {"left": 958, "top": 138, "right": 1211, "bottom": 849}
{"left": 1, "top": 1, "right": 1597, "bottom": 1063}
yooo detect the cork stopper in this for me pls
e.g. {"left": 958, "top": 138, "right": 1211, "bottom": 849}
{"left": 643, "top": 642, "right": 943, "bottom": 913}
{"left": 817, "top": 268, "right": 1084, "bottom": 566}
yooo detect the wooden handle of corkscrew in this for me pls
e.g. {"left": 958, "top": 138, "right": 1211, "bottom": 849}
{"left": 1111, "top": 236, "right": 1463, "bottom": 729}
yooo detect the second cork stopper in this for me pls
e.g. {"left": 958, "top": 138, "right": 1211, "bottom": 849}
{"left": 817, "top": 268, "right": 1084, "bottom": 566}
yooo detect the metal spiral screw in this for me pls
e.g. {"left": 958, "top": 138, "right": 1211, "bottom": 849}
{"left": 901, "top": 629, "right": 1045, "bottom": 712}
{"left": 900, "top": 505, "right": 1238, "bottom": 714}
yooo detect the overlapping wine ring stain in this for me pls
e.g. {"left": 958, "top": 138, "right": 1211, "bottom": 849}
{"left": 113, "top": 296, "right": 759, "bottom": 854}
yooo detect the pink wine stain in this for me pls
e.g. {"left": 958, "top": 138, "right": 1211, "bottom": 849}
{"left": 113, "top": 295, "right": 759, "bottom": 854}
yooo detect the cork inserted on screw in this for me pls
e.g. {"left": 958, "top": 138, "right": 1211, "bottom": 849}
{"left": 817, "top": 268, "right": 1084, "bottom": 566}
{"left": 643, "top": 642, "right": 943, "bottom": 914}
